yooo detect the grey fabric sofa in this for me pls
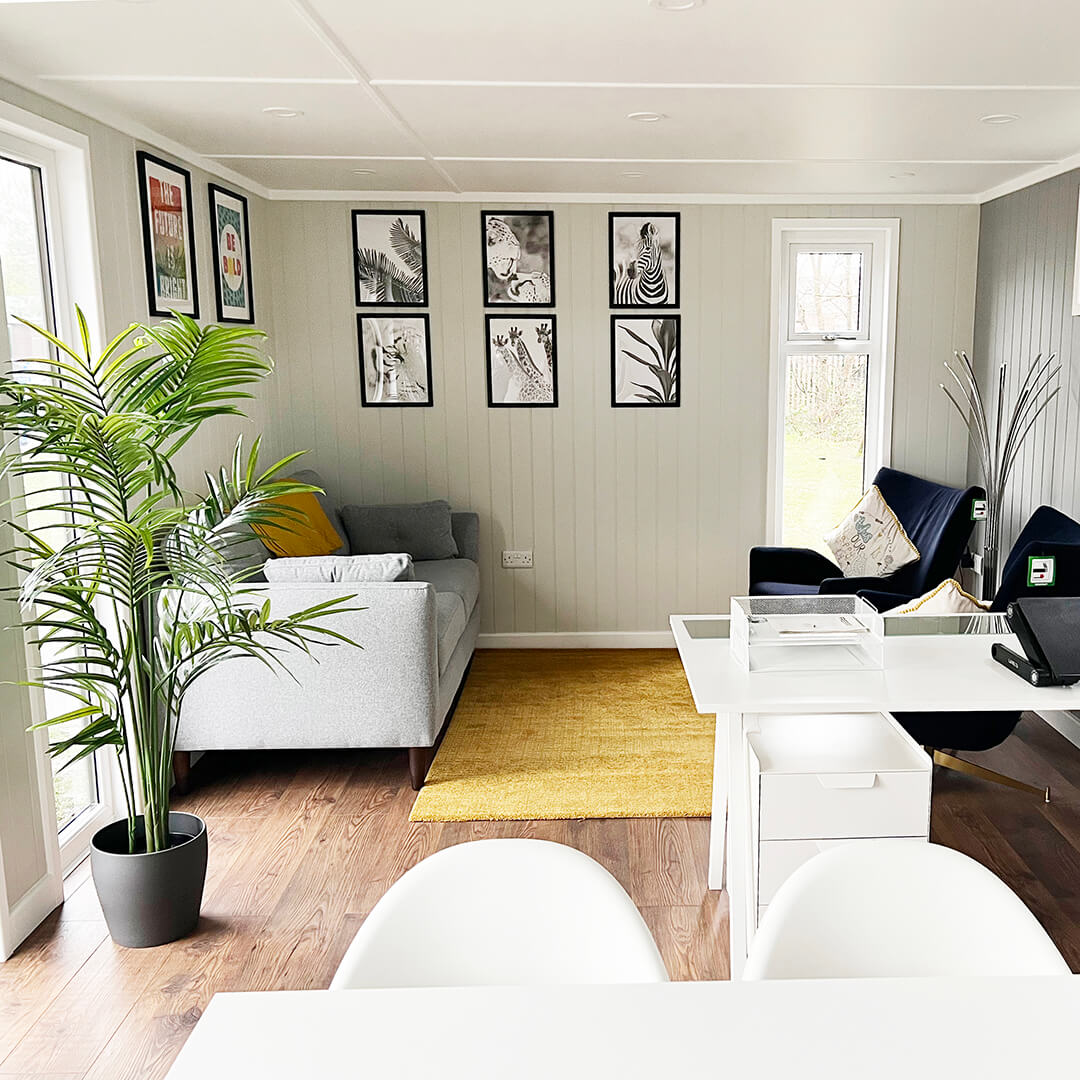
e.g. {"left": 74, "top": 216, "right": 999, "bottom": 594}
{"left": 174, "top": 479, "right": 480, "bottom": 791}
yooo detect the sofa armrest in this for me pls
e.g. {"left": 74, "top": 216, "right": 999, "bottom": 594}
{"left": 749, "top": 546, "right": 840, "bottom": 589}
{"left": 856, "top": 588, "right": 912, "bottom": 612}
{"left": 178, "top": 581, "right": 444, "bottom": 751}
{"left": 818, "top": 573, "right": 912, "bottom": 598}
{"left": 451, "top": 511, "right": 479, "bottom": 563}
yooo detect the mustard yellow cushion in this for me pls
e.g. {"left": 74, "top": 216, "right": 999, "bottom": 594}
{"left": 251, "top": 486, "right": 344, "bottom": 558}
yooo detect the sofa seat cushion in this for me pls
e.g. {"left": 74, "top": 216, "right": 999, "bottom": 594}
{"left": 435, "top": 592, "right": 467, "bottom": 676}
{"left": 414, "top": 558, "right": 480, "bottom": 616}
{"left": 749, "top": 580, "right": 820, "bottom": 597}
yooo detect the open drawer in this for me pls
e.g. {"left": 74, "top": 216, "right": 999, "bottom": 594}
{"left": 748, "top": 712, "right": 932, "bottom": 842}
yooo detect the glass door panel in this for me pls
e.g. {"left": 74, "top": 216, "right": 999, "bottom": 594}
{"left": 0, "top": 154, "right": 100, "bottom": 834}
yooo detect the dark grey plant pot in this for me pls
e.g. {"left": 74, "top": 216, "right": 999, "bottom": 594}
{"left": 90, "top": 811, "right": 207, "bottom": 948}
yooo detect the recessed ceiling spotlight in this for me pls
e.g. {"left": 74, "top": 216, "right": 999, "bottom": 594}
{"left": 622, "top": 171, "right": 645, "bottom": 179}
{"left": 627, "top": 111, "right": 667, "bottom": 123}
{"left": 351, "top": 168, "right": 376, "bottom": 175}
{"left": 262, "top": 106, "right": 303, "bottom": 119}
{"left": 980, "top": 113, "right": 1020, "bottom": 125}
{"left": 649, "top": 0, "right": 704, "bottom": 10}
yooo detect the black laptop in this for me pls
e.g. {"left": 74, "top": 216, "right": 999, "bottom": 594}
{"left": 992, "top": 597, "right": 1080, "bottom": 686}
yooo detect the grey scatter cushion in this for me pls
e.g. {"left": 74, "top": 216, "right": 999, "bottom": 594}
{"left": 263, "top": 553, "right": 414, "bottom": 583}
{"left": 342, "top": 500, "right": 459, "bottom": 561}
{"left": 220, "top": 522, "right": 269, "bottom": 582}
{"left": 290, "top": 468, "right": 349, "bottom": 556}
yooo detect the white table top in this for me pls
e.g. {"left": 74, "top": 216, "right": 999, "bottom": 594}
{"left": 670, "top": 614, "right": 1080, "bottom": 714}
{"left": 168, "top": 977, "right": 1080, "bottom": 1078}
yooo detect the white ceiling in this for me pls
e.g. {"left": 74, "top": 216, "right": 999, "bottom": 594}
{"left": 1, "top": 0, "right": 1079, "bottom": 201}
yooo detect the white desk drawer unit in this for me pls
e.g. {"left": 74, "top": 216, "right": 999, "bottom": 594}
{"left": 748, "top": 712, "right": 931, "bottom": 925}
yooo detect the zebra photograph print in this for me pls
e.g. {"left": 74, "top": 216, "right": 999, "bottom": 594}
{"left": 609, "top": 212, "right": 679, "bottom": 309}
{"left": 485, "top": 315, "right": 558, "bottom": 407}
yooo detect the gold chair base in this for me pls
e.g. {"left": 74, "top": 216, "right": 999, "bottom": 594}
{"left": 928, "top": 748, "right": 1050, "bottom": 803}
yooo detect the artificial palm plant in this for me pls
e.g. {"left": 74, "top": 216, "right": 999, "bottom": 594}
{"left": 1, "top": 310, "right": 355, "bottom": 855}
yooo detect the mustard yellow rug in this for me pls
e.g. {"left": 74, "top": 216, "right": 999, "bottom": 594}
{"left": 409, "top": 649, "right": 713, "bottom": 822}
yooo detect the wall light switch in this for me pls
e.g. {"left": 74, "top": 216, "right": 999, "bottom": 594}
{"left": 502, "top": 550, "right": 533, "bottom": 569}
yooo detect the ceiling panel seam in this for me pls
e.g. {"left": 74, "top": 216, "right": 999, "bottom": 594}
{"left": 286, "top": 0, "right": 460, "bottom": 193}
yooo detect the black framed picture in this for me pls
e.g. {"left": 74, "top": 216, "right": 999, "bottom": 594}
{"left": 485, "top": 315, "right": 557, "bottom": 408}
{"left": 208, "top": 183, "right": 254, "bottom": 324}
{"left": 481, "top": 210, "right": 555, "bottom": 306}
{"left": 608, "top": 212, "right": 680, "bottom": 309}
{"left": 611, "top": 314, "right": 680, "bottom": 407}
{"left": 357, "top": 313, "right": 433, "bottom": 407}
{"left": 135, "top": 150, "right": 199, "bottom": 318}
{"left": 352, "top": 209, "right": 428, "bottom": 306}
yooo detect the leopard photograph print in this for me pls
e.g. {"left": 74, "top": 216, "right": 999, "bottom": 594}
{"left": 485, "top": 315, "right": 558, "bottom": 407}
{"left": 481, "top": 210, "right": 555, "bottom": 306}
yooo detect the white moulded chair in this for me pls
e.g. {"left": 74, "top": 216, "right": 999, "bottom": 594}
{"left": 744, "top": 840, "right": 1070, "bottom": 980}
{"left": 330, "top": 839, "right": 669, "bottom": 988}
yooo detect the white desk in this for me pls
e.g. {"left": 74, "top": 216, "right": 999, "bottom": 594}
{"left": 167, "top": 977, "right": 1080, "bottom": 1078}
{"left": 670, "top": 613, "right": 1079, "bottom": 975}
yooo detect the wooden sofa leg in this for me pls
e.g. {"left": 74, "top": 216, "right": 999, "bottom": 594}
{"left": 173, "top": 751, "right": 193, "bottom": 795}
{"left": 408, "top": 746, "right": 435, "bottom": 791}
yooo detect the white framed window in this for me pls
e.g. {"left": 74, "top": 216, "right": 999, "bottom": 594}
{"left": 768, "top": 219, "right": 899, "bottom": 552}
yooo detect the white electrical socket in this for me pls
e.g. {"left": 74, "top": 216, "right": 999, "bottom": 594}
{"left": 972, "top": 552, "right": 984, "bottom": 575}
{"left": 502, "top": 550, "right": 533, "bottom": 569}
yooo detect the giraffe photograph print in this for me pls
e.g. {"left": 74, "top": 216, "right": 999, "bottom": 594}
{"left": 609, "top": 212, "right": 680, "bottom": 308}
{"left": 485, "top": 315, "right": 558, "bottom": 407}
{"left": 482, "top": 210, "right": 555, "bottom": 305}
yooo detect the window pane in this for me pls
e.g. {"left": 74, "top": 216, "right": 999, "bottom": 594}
{"left": 782, "top": 354, "right": 868, "bottom": 553}
{"left": 793, "top": 250, "right": 863, "bottom": 335}
{"left": 1, "top": 156, "right": 99, "bottom": 832}
{"left": 0, "top": 156, "right": 51, "bottom": 361}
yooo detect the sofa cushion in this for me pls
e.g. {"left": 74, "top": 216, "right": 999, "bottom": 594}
{"left": 896, "top": 578, "right": 989, "bottom": 615}
{"left": 413, "top": 558, "right": 480, "bottom": 616}
{"left": 824, "top": 485, "right": 921, "bottom": 578}
{"left": 264, "top": 553, "right": 414, "bottom": 583}
{"left": 435, "top": 592, "right": 467, "bottom": 676}
{"left": 253, "top": 488, "right": 345, "bottom": 558}
{"left": 290, "top": 469, "right": 349, "bottom": 556}
{"left": 342, "top": 500, "right": 458, "bottom": 561}
{"left": 220, "top": 522, "right": 269, "bottom": 582}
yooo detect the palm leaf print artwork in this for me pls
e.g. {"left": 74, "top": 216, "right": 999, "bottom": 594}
{"left": 352, "top": 211, "right": 428, "bottom": 306}
{"left": 612, "top": 316, "right": 680, "bottom": 407}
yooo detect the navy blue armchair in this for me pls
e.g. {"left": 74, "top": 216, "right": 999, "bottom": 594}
{"left": 869, "top": 505, "right": 1080, "bottom": 801}
{"left": 749, "top": 467, "right": 985, "bottom": 604}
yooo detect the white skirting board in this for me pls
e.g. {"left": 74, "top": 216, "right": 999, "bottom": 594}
{"left": 1037, "top": 711, "right": 1080, "bottom": 752}
{"left": 477, "top": 631, "right": 675, "bottom": 649}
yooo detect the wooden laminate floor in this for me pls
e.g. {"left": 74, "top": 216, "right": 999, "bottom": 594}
{"left": 2, "top": 656, "right": 1080, "bottom": 1079}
